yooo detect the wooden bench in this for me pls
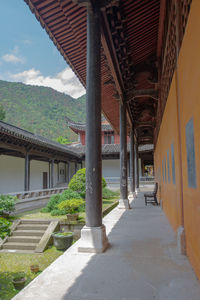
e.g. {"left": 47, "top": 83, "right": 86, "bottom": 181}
{"left": 144, "top": 183, "right": 158, "bottom": 206}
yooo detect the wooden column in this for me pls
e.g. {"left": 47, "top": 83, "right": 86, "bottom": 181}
{"left": 24, "top": 151, "right": 30, "bottom": 191}
{"left": 64, "top": 163, "right": 67, "bottom": 183}
{"left": 67, "top": 162, "right": 70, "bottom": 183}
{"left": 48, "top": 162, "right": 51, "bottom": 188}
{"left": 50, "top": 159, "right": 54, "bottom": 188}
{"left": 78, "top": 2, "right": 108, "bottom": 253}
{"left": 57, "top": 163, "right": 59, "bottom": 183}
{"left": 135, "top": 142, "right": 140, "bottom": 192}
{"left": 118, "top": 103, "right": 130, "bottom": 209}
{"left": 130, "top": 128, "right": 135, "bottom": 196}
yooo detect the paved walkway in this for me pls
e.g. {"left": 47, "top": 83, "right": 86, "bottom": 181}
{"left": 13, "top": 192, "right": 200, "bottom": 300}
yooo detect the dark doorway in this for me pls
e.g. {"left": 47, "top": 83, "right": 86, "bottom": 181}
{"left": 43, "top": 172, "right": 48, "bottom": 189}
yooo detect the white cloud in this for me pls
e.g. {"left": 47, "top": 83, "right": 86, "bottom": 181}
{"left": 2, "top": 53, "right": 24, "bottom": 64}
{"left": 10, "top": 68, "right": 85, "bottom": 98}
{"left": 23, "top": 39, "right": 32, "bottom": 45}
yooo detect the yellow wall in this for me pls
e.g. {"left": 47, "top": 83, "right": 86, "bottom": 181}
{"left": 155, "top": 0, "right": 200, "bottom": 280}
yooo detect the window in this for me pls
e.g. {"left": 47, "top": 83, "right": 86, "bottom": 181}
{"left": 104, "top": 131, "right": 114, "bottom": 144}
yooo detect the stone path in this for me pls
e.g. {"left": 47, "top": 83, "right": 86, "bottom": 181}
{"left": 13, "top": 192, "right": 200, "bottom": 300}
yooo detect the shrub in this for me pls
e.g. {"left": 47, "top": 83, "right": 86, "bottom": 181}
{"left": 46, "top": 194, "right": 62, "bottom": 212}
{"left": 102, "top": 187, "right": 119, "bottom": 199}
{"left": 68, "top": 168, "right": 107, "bottom": 198}
{"left": 60, "top": 189, "right": 81, "bottom": 201}
{"left": 0, "top": 217, "right": 11, "bottom": 239}
{"left": 44, "top": 189, "right": 82, "bottom": 213}
{"left": 0, "top": 195, "right": 17, "bottom": 216}
{"left": 57, "top": 199, "right": 84, "bottom": 214}
{"left": 51, "top": 209, "right": 66, "bottom": 216}
{"left": 40, "top": 207, "right": 49, "bottom": 213}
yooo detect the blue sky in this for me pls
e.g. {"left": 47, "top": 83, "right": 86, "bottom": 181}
{"left": 0, "top": 0, "right": 85, "bottom": 98}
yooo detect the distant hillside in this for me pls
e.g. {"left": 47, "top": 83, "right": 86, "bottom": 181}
{"left": 0, "top": 80, "right": 86, "bottom": 141}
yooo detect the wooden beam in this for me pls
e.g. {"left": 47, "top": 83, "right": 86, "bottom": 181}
{"left": 157, "top": 0, "right": 166, "bottom": 58}
{"left": 127, "top": 89, "right": 158, "bottom": 100}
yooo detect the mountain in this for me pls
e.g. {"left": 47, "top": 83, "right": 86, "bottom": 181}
{"left": 0, "top": 80, "right": 86, "bottom": 141}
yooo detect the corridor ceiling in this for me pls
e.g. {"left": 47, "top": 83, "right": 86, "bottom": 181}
{"left": 24, "top": 0, "right": 191, "bottom": 145}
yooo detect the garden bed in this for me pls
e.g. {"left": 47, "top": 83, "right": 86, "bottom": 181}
{"left": 0, "top": 246, "right": 63, "bottom": 300}
{"left": 15, "top": 197, "right": 119, "bottom": 223}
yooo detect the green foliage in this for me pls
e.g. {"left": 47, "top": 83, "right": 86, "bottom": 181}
{"left": 40, "top": 207, "right": 49, "bottom": 213}
{"left": 53, "top": 232, "right": 73, "bottom": 237}
{"left": 0, "top": 80, "right": 86, "bottom": 141}
{"left": 50, "top": 209, "right": 66, "bottom": 216}
{"left": 12, "top": 272, "right": 26, "bottom": 281}
{"left": 0, "top": 104, "right": 6, "bottom": 121}
{"left": 0, "top": 217, "right": 11, "bottom": 239}
{"left": 43, "top": 189, "right": 81, "bottom": 213}
{"left": 60, "top": 189, "right": 81, "bottom": 201}
{"left": 102, "top": 187, "right": 119, "bottom": 199}
{"left": 68, "top": 168, "right": 86, "bottom": 197}
{"left": 46, "top": 194, "right": 61, "bottom": 212}
{"left": 57, "top": 199, "right": 84, "bottom": 214}
{"left": 68, "top": 168, "right": 107, "bottom": 198}
{"left": 55, "top": 136, "right": 70, "bottom": 144}
{"left": 0, "top": 195, "right": 16, "bottom": 215}
{"left": 102, "top": 177, "right": 107, "bottom": 189}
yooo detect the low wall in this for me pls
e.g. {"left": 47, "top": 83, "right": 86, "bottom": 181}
{"left": 7, "top": 187, "right": 67, "bottom": 214}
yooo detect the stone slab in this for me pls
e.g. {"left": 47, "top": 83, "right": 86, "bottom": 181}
{"left": 12, "top": 193, "right": 200, "bottom": 300}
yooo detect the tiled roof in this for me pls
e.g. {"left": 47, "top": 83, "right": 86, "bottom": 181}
{"left": 0, "top": 121, "right": 153, "bottom": 158}
{"left": 66, "top": 143, "right": 154, "bottom": 156}
{"left": 67, "top": 121, "right": 113, "bottom": 132}
{"left": 0, "top": 121, "right": 80, "bottom": 158}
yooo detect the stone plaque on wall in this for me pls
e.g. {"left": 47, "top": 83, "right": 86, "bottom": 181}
{"left": 164, "top": 157, "right": 167, "bottom": 183}
{"left": 162, "top": 160, "right": 164, "bottom": 182}
{"left": 171, "top": 143, "right": 176, "bottom": 184}
{"left": 167, "top": 150, "right": 170, "bottom": 183}
{"left": 186, "top": 118, "right": 197, "bottom": 188}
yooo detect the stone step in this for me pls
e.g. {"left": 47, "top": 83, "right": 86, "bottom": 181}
{"left": 12, "top": 230, "right": 45, "bottom": 237}
{"left": 3, "top": 242, "right": 37, "bottom": 251}
{"left": 8, "top": 236, "right": 41, "bottom": 243}
{"left": 17, "top": 224, "right": 48, "bottom": 231}
{"left": 0, "top": 249, "right": 35, "bottom": 254}
{"left": 20, "top": 219, "right": 51, "bottom": 225}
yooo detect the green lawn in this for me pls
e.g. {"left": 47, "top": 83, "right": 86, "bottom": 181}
{"left": 16, "top": 197, "right": 119, "bottom": 221}
{"left": 0, "top": 195, "right": 119, "bottom": 299}
{"left": 0, "top": 246, "right": 63, "bottom": 300}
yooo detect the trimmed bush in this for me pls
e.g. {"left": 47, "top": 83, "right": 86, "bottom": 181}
{"left": 46, "top": 194, "right": 61, "bottom": 212}
{"left": 43, "top": 189, "right": 81, "bottom": 213}
{"left": 68, "top": 168, "right": 107, "bottom": 198}
{"left": 0, "top": 217, "right": 11, "bottom": 239}
{"left": 102, "top": 187, "right": 119, "bottom": 199}
{"left": 60, "top": 189, "right": 81, "bottom": 201}
{"left": 57, "top": 199, "right": 84, "bottom": 214}
{"left": 0, "top": 195, "right": 17, "bottom": 216}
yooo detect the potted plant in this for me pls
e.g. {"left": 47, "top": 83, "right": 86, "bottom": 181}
{"left": 12, "top": 272, "right": 26, "bottom": 290}
{"left": 30, "top": 264, "right": 39, "bottom": 273}
{"left": 52, "top": 231, "right": 74, "bottom": 250}
{"left": 57, "top": 198, "right": 84, "bottom": 222}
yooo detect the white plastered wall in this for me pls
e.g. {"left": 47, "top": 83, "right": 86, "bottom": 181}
{"left": 30, "top": 160, "right": 49, "bottom": 190}
{"left": 0, "top": 155, "right": 24, "bottom": 193}
{"left": 102, "top": 159, "right": 120, "bottom": 178}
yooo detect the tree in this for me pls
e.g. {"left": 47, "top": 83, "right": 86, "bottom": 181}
{"left": 56, "top": 136, "right": 70, "bottom": 144}
{"left": 0, "top": 104, "right": 6, "bottom": 121}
